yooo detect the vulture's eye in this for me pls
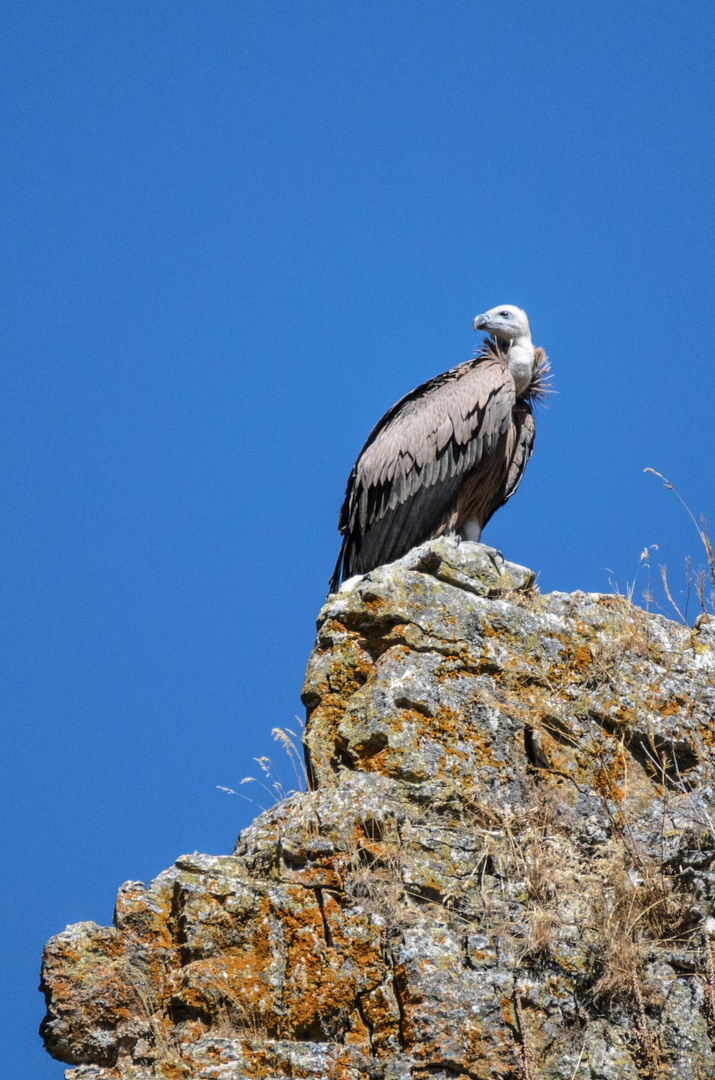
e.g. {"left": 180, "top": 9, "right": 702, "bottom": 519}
{"left": 500, "top": 311, "right": 511, "bottom": 318}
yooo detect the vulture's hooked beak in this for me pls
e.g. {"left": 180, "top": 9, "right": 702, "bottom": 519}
{"left": 473, "top": 313, "right": 489, "bottom": 331}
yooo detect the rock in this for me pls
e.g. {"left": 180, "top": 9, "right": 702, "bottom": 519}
{"left": 40, "top": 540, "right": 715, "bottom": 1078}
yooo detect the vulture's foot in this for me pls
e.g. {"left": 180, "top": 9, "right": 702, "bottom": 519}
{"left": 481, "top": 545, "right": 506, "bottom": 574}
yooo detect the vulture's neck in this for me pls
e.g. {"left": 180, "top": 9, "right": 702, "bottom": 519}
{"left": 504, "top": 335, "right": 535, "bottom": 398}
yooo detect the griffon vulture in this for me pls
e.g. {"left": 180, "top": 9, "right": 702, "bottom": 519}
{"left": 329, "top": 305, "right": 549, "bottom": 593}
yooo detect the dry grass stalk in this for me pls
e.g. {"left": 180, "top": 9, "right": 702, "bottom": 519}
{"left": 568, "top": 1038, "right": 589, "bottom": 1079}
{"left": 218, "top": 718, "right": 307, "bottom": 811}
{"left": 632, "top": 974, "right": 659, "bottom": 1067}
{"left": 659, "top": 564, "right": 687, "bottom": 624}
{"left": 704, "top": 933, "right": 715, "bottom": 1029}
{"left": 514, "top": 986, "right": 536, "bottom": 1080}
{"left": 132, "top": 980, "right": 191, "bottom": 1076}
{"left": 644, "top": 469, "right": 715, "bottom": 617}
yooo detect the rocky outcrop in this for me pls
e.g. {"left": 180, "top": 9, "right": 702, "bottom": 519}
{"left": 41, "top": 538, "right": 715, "bottom": 1079}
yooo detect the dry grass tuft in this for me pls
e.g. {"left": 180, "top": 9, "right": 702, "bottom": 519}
{"left": 209, "top": 988, "right": 268, "bottom": 1040}
{"left": 218, "top": 718, "right": 308, "bottom": 811}
{"left": 644, "top": 469, "right": 715, "bottom": 620}
{"left": 344, "top": 835, "right": 415, "bottom": 931}
{"left": 131, "top": 977, "right": 193, "bottom": 1076}
{"left": 590, "top": 854, "right": 648, "bottom": 1003}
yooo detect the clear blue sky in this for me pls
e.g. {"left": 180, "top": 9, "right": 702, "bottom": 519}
{"left": 2, "top": 2, "right": 714, "bottom": 1074}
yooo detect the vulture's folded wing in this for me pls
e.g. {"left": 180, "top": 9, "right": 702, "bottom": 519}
{"left": 481, "top": 402, "right": 536, "bottom": 530}
{"left": 330, "top": 357, "right": 515, "bottom": 590}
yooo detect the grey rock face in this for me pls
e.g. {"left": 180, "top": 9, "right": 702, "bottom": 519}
{"left": 40, "top": 539, "right": 715, "bottom": 1078}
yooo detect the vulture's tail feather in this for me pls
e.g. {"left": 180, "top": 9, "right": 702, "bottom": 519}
{"left": 328, "top": 535, "right": 348, "bottom": 595}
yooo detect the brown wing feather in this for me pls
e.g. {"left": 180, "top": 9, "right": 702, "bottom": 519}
{"left": 329, "top": 357, "right": 515, "bottom": 590}
{"left": 502, "top": 405, "right": 536, "bottom": 503}
{"left": 468, "top": 397, "right": 535, "bottom": 535}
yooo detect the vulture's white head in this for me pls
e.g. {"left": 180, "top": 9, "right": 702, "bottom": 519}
{"left": 473, "top": 304, "right": 531, "bottom": 343}
{"left": 473, "top": 304, "right": 535, "bottom": 396}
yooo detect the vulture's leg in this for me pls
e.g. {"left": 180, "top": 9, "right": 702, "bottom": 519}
{"left": 459, "top": 519, "right": 483, "bottom": 542}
